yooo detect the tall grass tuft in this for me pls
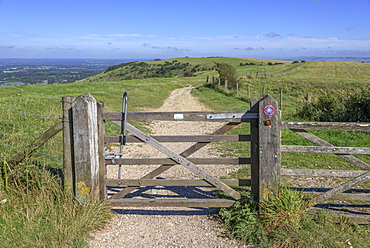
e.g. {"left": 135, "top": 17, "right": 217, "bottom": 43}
{"left": 218, "top": 184, "right": 370, "bottom": 247}
{"left": 259, "top": 184, "right": 311, "bottom": 232}
{"left": 0, "top": 160, "right": 112, "bottom": 247}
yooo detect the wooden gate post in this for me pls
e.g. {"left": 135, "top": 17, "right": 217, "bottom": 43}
{"left": 250, "top": 94, "right": 281, "bottom": 202}
{"left": 71, "top": 93, "right": 100, "bottom": 203}
{"left": 62, "top": 96, "right": 75, "bottom": 195}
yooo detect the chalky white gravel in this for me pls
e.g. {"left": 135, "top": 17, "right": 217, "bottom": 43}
{"left": 89, "top": 86, "right": 249, "bottom": 248}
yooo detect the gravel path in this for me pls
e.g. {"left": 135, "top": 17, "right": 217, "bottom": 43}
{"left": 89, "top": 86, "right": 248, "bottom": 248}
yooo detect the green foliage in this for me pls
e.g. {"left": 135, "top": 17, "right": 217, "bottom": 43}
{"left": 295, "top": 89, "right": 370, "bottom": 122}
{"left": 218, "top": 185, "right": 311, "bottom": 246}
{"left": 214, "top": 62, "right": 241, "bottom": 90}
{"left": 218, "top": 197, "right": 267, "bottom": 245}
{"left": 91, "top": 60, "right": 214, "bottom": 81}
{"left": 295, "top": 94, "right": 345, "bottom": 121}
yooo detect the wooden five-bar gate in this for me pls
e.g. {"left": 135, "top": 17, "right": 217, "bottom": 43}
{"left": 63, "top": 93, "right": 281, "bottom": 208}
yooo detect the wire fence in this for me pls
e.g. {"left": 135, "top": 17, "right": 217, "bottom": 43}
{"left": 1, "top": 87, "right": 64, "bottom": 168}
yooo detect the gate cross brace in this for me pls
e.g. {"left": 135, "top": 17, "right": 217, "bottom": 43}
{"left": 111, "top": 121, "right": 241, "bottom": 200}
{"left": 293, "top": 129, "right": 370, "bottom": 202}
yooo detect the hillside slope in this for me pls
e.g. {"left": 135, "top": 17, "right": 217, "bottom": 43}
{"left": 79, "top": 57, "right": 296, "bottom": 82}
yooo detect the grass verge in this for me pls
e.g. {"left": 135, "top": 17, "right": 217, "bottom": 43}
{"left": 0, "top": 161, "right": 112, "bottom": 247}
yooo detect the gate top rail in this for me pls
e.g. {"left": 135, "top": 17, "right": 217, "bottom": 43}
{"left": 103, "top": 110, "right": 257, "bottom": 122}
{"left": 282, "top": 121, "right": 370, "bottom": 131}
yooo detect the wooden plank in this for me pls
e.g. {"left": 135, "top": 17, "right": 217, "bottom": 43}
{"left": 105, "top": 134, "right": 250, "bottom": 143}
{"left": 97, "top": 101, "right": 107, "bottom": 201}
{"left": 125, "top": 123, "right": 241, "bottom": 200}
{"left": 106, "top": 179, "right": 251, "bottom": 187}
{"left": 281, "top": 168, "right": 368, "bottom": 177}
{"left": 304, "top": 192, "right": 370, "bottom": 202}
{"left": 315, "top": 171, "right": 370, "bottom": 202}
{"left": 104, "top": 110, "right": 257, "bottom": 122}
{"left": 309, "top": 209, "right": 370, "bottom": 224}
{"left": 72, "top": 93, "right": 100, "bottom": 202}
{"left": 106, "top": 198, "right": 236, "bottom": 208}
{"left": 105, "top": 157, "right": 251, "bottom": 165}
{"left": 7, "top": 121, "right": 63, "bottom": 168}
{"left": 111, "top": 122, "right": 241, "bottom": 199}
{"left": 62, "top": 96, "right": 74, "bottom": 195}
{"left": 250, "top": 95, "right": 281, "bottom": 202}
{"left": 282, "top": 121, "right": 370, "bottom": 131}
{"left": 282, "top": 145, "right": 370, "bottom": 154}
{"left": 291, "top": 129, "right": 370, "bottom": 170}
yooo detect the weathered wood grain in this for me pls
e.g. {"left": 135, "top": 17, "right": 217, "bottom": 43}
{"left": 106, "top": 198, "right": 236, "bottom": 208}
{"left": 62, "top": 96, "right": 74, "bottom": 195}
{"left": 314, "top": 171, "right": 370, "bottom": 203}
{"left": 105, "top": 157, "right": 251, "bottom": 165}
{"left": 250, "top": 94, "right": 281, "bottom": 202}
{"left": 106, "top": 178, "right": 251, "bottom": 187}
{"left": 97, "top": 101, "right": 106, "bottom": 201}
{"left": 282, "top": 121, "right": 370, "bottom": 131}
{"left": 104, "top": 110, "right": 257, "bottom": 122}
{"left": 281, "top": 145, "right": 370, "bottom": 154}
{"left": 72, "top": 93, "right": 100, "bottom": 203}
{"left": 105, "top": 134, "right": 250, "bottom": 143}
{"left": 282, "top": 168, "right": 368, "bottom": 177}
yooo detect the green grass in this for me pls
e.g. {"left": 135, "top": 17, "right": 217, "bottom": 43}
{"left": 0, "top": 162, "right": 112, "bottom": 247}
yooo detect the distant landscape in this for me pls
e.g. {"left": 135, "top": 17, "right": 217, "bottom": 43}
{"left": 0, "top": 58, "right": 138, "bottom": 86}
{"left": 1, "top": 57, "right": 369, "bottom": 86}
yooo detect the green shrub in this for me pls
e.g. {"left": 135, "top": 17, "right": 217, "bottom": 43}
{"left": 295, "top": 89, "right": 370, "bottom": 122}
{"left": 295, "top": 95, "right": 345, "bottom": 121}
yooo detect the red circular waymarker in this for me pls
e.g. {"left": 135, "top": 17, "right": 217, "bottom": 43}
{"left": 263, "top": 105, "right": 275, "bottom": 115}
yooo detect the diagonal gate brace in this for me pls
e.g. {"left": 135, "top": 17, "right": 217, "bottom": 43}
{"left": 121, "top": 123, "right": 241, "bottom": 200}
{"left": 111, "top": 121, "right": 240, "bottom": 199}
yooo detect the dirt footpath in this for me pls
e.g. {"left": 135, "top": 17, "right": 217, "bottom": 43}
{"left": 89, "top": 86, "right": 248, "bottom": 247}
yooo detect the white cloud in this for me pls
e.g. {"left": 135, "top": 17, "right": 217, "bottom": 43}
{"left": 108, "top": 34, "right": 142, "bottom": 37}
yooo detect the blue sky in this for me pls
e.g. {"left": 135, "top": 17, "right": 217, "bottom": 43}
{"left": 0, "top": 0, "right": 369, "bottom": 59}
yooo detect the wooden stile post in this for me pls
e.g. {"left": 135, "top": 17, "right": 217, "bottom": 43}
{"left": 63, "top": 96, "right": 75, "bottom": 195}
{"left": 250, "top": 94, "right": 281, "bottom": 203}
{"left": 71, "top": 93, "right": 100, "bottom": 203}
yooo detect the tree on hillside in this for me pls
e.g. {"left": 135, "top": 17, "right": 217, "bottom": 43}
{"left": 214, "top": 62, "right": 241, "bottom": 90}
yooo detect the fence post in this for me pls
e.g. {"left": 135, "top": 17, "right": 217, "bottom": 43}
{"left": 71, "top": 93, "right": 100, "bottom": 203}
{"left": 63, "top": 96, "right": 75, "bottom": 195}
{"left": 97, "top": 101, "right": 107, "bottom": 201}
{"left": 250, "top": 94, "right": 281, "bottom": 203}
